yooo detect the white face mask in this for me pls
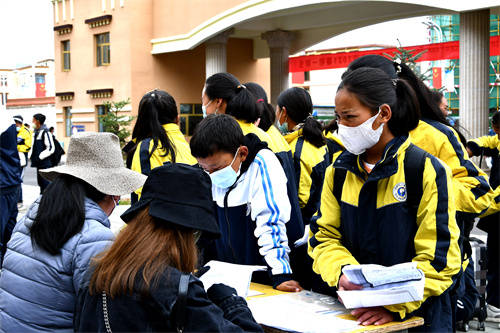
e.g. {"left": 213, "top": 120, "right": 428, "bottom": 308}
{"left": 337, "top": 109, "right": 384, "bottom": 155}
{"left": 202, "top": 100, "right": 212, "bottom": 118}
{"left": 208, "top": 147, "right": 241, "bottom": 189}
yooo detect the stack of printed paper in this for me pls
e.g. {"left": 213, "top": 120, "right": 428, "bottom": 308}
{"left": 337, "top": 262, "right": 425, "bottom": 309}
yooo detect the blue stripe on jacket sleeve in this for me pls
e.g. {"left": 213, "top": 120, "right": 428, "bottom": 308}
{"left": 255, "top": 154, "right": 291, "bottom": 274}
{"left": 430, "top": 157, "right": 452, "bottom": 273}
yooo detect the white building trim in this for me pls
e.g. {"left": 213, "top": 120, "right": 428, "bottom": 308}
{"left": 150, "top": 0, "right": 500, "bottom": 55}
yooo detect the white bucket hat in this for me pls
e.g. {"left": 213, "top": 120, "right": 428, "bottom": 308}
{"left": 40, "top": 132, "right": 146, "bottom": 195}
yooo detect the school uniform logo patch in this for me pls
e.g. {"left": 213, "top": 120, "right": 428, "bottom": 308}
{"left": 393, "top": 183, "right": 407, "bottom": 202}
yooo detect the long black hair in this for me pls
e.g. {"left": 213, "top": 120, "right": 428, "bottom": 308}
{"left": 205, "top": 73, "right": 259, "bottom": 123}
{"left": 277, "top": 87, "right": 325, "bottom": 148}
{"left": 346, "top": 55, "right": 468, "bottom": 143}
{"left": 245, "top": 82, "right": 276, "bottom": 131}
{"left": 339, "top": 67, "right": 420, "bottom": 137}
{"left": 128, "top": 89, "right": 178, "bottom": 163}
{"left": 30, "top": 174, "right": 106, "bottom": 255}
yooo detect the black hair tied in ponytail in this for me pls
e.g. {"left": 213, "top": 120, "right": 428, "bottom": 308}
{"left": 225, "top": 83, "right": 259, "bottom": 123}
{"left": 277, "top": 87, "right": 325, "bottom": 148}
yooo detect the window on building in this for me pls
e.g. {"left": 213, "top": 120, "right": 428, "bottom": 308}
{"left": 0, "top": 93, "right": 3, "bottom": 105}
{"left": 95, "top": 33, "right": 110, "bottom": 66}
{"left": 0, "top": 75, "right": 7, "bottom": 87}
{"left": 96, "top": 104, "right": 108, "bottom": 132}
{"left": 64, "top": 107, "right": 72, "bottom": 137}
{"left": 62, "top": 40, "right": 71, "bottom": 71}
{"left": 304, "top": 71, "right": 310, "bottom": 82}
{"left": 179, "top": 103, "right": 203, "bottom": 136}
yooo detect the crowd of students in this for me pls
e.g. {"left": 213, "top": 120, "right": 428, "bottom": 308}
{"left": 0, "top": 54, "right": 498, "bottom": 332}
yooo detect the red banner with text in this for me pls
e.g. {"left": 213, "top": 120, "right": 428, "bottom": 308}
{"left": 289, "top": 35, "right": 500, "bottom": 73}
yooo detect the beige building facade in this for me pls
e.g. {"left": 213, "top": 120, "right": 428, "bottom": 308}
{"left": 53, "top": 0, "right": 500, "bottom": 142}
{"left": 53, "top": 0, "right": 269, "bottom": 143}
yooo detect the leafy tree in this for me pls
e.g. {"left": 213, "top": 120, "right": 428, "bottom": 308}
{"left": 383, "top": 40, "right": 431, "bottom": 82}
{"left": 98, "top": 98, "right": 134, "bottom": 148}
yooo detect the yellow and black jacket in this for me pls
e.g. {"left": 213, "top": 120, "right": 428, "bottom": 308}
{"left": 130, "top": 123, "right": 197, "bottom": 199}
{"left": 409, "top": 119, "right": 493, "bottom": 219}
{"left": 285, "top": 129, "right": 329, "bottom": 225}
{"left": 467, "top": 134, "right": 500, "bottom": 220}
{"left": 309, "top": 136, "right": 461, "bottom": 329}
{"left": 16, "top": 125, "right": 32, "bottom": 154}
{"left": 324, "top": 130, "right": 344, "bottom": 163}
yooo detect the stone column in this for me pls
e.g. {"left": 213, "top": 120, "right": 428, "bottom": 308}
{"left": 262, "top": 30, "right": 295, "bottom": 105}
{"left": 459, "top": 9, "right": 490, "bottom": 141}
{"left": 205, "top": 29, "right": 234, "bottom": 79}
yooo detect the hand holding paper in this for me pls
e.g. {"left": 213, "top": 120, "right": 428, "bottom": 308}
{"left": 198, "top": 260, "right": 267, "bottom": 298}
{"left": 337, "top": 262, "right": 425, "bottom": 309}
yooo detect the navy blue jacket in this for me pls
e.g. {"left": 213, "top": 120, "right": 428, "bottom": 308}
{"left": 0, "top": 125, "right": 21, "bottom": 189}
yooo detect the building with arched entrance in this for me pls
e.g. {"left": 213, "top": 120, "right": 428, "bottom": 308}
{"left": 52, "top": 0, "right": 500, "bottom": 143}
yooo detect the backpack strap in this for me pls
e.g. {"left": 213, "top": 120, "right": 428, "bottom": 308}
{"left": 293, "top": 137, "right": 305, "bottom": 191}
{"left": 404, "top": 144, "right": 427, "bottom": 218}
{"left": 333, "top": 168, "right": 347, "bottom": 205}
{"left": 175, "top": 273, "right": 190, "bottom": 333}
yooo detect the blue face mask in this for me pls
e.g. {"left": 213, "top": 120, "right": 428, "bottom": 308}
{"left": 275, "top": 109, "right": 288, "bottom": 134}
{"left": 208, "top": 147, "right": 241, "bottom": 189}
{"left": 202, "top": 100, "right": 212, "bottom": 119}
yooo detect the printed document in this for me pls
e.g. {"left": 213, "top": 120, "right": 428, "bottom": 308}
{"left": 247, "top": 291, "right": 360, "bottom": 333}
{"left": 337, "top": 262, "right": 425, "bottom": 309}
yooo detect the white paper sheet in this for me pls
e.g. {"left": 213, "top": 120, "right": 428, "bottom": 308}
{"left": 247, "top": 291, "right": 360, "bottom": 333}
{"left": 338, "top": 262, "right": 425, "bottom": 309}
{"left": 198, "top": 260, "right": 267, "bottom": 298}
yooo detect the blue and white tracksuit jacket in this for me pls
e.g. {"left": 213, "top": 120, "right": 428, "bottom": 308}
{"left": 212, "top": 148, "right": 293, "bottom": 287}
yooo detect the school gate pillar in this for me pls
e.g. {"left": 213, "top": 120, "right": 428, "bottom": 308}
{"left": 459, "top": 9, "right": 490, "bottom": 140}
{"left": 262, "top": 30, "right": 295, "bottom": 105}
{"left": 205, "top": 29, "right": 234, "bottom": 79}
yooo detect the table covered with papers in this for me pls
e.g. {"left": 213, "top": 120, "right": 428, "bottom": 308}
{"left": 247, "top": 283, "right": 424, "bottom": 333}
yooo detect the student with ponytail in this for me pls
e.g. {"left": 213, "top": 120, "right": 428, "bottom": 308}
{"left": 346, "top": 55, "right": 493, "bottom": 238}
{"left": 277, "top": 87, "right": 329, "bottom": 225}
{"left": 309, "top": 67, "right": 461, "bottom": 331}
{"left": 128, "top": 89, "right": 196, "bottom": 202}
{"left": 276, "top": 87, "right": 329, "bottom": 290}
{"left": 202, "top": 73, "right": 278, "bottom": 151}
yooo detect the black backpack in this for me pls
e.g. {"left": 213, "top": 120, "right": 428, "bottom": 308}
{"left": 50, "top": 135, "right": 65, "bottom": 167}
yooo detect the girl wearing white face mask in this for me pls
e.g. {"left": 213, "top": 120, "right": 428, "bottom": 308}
{"left": 309, "top": 67, "right": 461, "bottom": 331}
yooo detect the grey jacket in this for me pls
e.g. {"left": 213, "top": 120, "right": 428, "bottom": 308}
{"left": 0, "top": 197, "right": 115, "bottom": 332}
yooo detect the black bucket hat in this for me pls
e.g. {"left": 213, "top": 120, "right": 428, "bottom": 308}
{"left": 121, "top": 163, "right": 220, "bottom": 238}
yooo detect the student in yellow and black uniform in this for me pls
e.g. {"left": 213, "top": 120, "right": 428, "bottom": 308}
{"left": 466, "top": 111, "right": 500, "bottom": 320}
{"left": 309, "top": 67, "right": 461, "bottom": 331}
{"left": 345, "top": 55, "right": 495, "bottom": 325}
{"left": 346, "top": 55, "right": 493, "bottom": 242}
{"left": 275, "top": 87, "right": 329, "bottom": 290}
{"left": 201, "top": 74, "right": 305, "bottom": 250}
{"left": 13, "top": 115, "right": 32, "bottom": 207}
{"left": 126, "top": 90, "right": 196, "bottom": 203}
{"left": 276, "top": 87, "right": 329, "bottom": 226}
